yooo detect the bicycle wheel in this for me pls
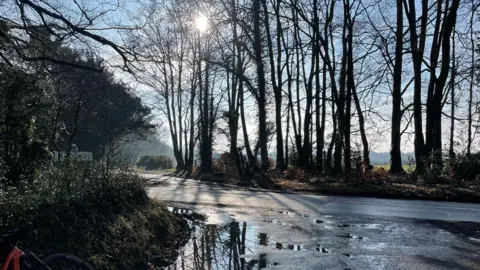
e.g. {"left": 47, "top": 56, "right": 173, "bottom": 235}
{"left": 42, "top": 253, "right": 92, "bottom": 270}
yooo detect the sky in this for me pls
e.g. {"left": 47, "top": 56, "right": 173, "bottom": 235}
{"left": 125, "top": 0, "right": 480, "bottom": 155}
{"left": 6, "top": 0, "right": 478, "bottom": 155}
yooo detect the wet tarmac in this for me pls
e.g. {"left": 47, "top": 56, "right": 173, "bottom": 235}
{"left": 165, "top": 204, "right": 480, "bottom": 270}
{"left": 147, "top": 175, "right": 480, "bottom": 222}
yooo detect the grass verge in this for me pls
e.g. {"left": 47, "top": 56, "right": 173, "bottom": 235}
{"left": 273, "top": 178, "right": 480, "bottom": 203}
{"left": 0, "top": 162, "right": 189, "bottom": 269}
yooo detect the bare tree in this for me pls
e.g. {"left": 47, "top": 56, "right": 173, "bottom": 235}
{"left": 390, "top": 0, "right": 405, "bottom": 173}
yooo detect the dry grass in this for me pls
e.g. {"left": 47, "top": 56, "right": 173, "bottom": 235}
{"left": 271, "top": 177, "right": 480, "bottom": 203}
{"left": 373, "top": 164, "right": 415, "bottom": 173}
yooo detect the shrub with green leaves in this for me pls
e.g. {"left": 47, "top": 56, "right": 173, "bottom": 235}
{"left": 450, "top": 153, "right": 480, "bottom": 182}
{"left": 0, "top": 161, "right": 180, "bottom": 269}
{"left": 136, "top": 155, "right": 173, "bottom": 170}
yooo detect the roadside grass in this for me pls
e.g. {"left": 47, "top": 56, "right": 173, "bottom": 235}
{"left": 193, "top": 162, "right": 480, "bottom": 203}
{"left": 135, "top": 166, "right": 176, "bottom": 174}
{"left": 374, "top": 164, "right": 415, "bottom": 172}
{"left": 0, "top": 162, "right": 187, "bottom": 269}
{"left": 161, "top": 167, "right": 177, "bottom": 173}
{"left": 273, "top": 177, "right": 480, "bottom": 203}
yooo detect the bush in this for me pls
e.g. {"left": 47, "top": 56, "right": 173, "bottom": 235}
{"left": 284, "top": 166, "right": 305, "bottom": 181}
{"left": 137, "top": 155, "right": 173, "bottom": 170}
{"left": 213, "top": 152, "right": 238, "bottom": 178}
{"left": 363, "top": 167, "right": 391, "bottom": 184}
{"left": 450, "top": 153, "right": 480, "bottom": 182}
{"left": 0, "top": 161, "right": 179, "bottom": 269}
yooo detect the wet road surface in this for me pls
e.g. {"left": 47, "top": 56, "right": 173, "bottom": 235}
{"left": 146, "top": 174, "right": 480, "bottom": 222}
{"left": 146, "top": 175, "right": 480, "bottom": 269}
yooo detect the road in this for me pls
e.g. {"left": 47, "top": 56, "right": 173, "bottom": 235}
{"left": 146, "top": 174, "right": 480, "bottom": 222}
{"left": 146, "top": 174, "right": 480, "bottom": 270}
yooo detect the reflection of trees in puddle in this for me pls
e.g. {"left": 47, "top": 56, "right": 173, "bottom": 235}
{"left": 168, "top": 207, "right": 192, "bottom": 215}
{"left": 167, "top": 221, "right": 300, "bottom": 269}
{"left": 258, "top": 233, "right": 268, "bottom": 246}
{"left": 167, "top": 221, "right": 250, "bottom": 269}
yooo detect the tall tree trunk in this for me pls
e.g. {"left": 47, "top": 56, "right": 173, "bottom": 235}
{"left": 287, "top": 67, "right": 299, "bottom": 164}
{"left": 229, "top": 1, "right": 243, "bottom": 179}
{"left": 198, "top": 39, "right": 203, "bottom": 170}
{"left": 292, "top": 5, "right": 303, "bottom": 163}
{"left": 286, "top": 105, "right": 290, "bottom": 168}
{"left": 201, "top": 45, "right": 212, "bottom": 173}
{"left": 449, "top": 26, "right": 456, "bottom": 160}
{"left": 319, "top": 0, "right": 334, "bottom": 173}
{"left": 188, "top": 64, "right": 197, "bottom": 174}
{"left": 302, "top": 37, "right": 315, "bottom": 169}
{"left": 352, "top": 85, "right": 369, "bottom": 166}
{"left": 263, "top": 0, "right": 284, "bottom": 172}
{"left": 228, "top": 73, "right": 242, "bottom": 179}
{"left": 177, "top": 40, "right": 184, "bottom": 170}
{"left": 184, "top": 128, "right": 188, "bottom": 168}
{"left": 314, "top": 0, "right": 324, "bottom": 171}
{"left": 240, "top": 85, "right": 256, "bottom": 169}
{"left": 253, "top": 0, "right": 269, "bottom": 171}
{"left": 404, "top": 0, "right": 428, "bottom": 174}
{"left": 315, "top": 48, "right": 322, "bottom": 171}
{"left": 166, "top": 53, "right": 185, "bottom": 170}
{"left": 344, "top": 0, "right": 355, "bottom": 180}
{"left": 163, "top": 66, "right": 183, "bottom": 171}
{"left": 431, "top": 0, "right": 459, "bottom": 169}
{"left": 318, "top": 53, "right": 327, "bottom": 173}
{"left": 467, "top": 1, "right": 476, "bottom": 156}
{"left": 327, "top": 105, "right": 336, "bottom": 171}
{"left": 425, "top": 0, "right": 443, "bottom": 155}
{"left": 390, "top": 0, "right": 404, "bottom": 174}
{"left": 334, "top": 9, "right": 347, "bottom": 175}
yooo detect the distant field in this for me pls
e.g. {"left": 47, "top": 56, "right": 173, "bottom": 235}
{"left": 135, "top": 167, "right": 176, "bottom": 173}
{"left": 374, "top": 164, "right": 415, "bottom": 172}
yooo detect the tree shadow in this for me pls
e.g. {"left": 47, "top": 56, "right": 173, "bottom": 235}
{"left": 414, "top": 219, "right": 480, "bottom": 248}
{"left": 415, "top": 254, "right": 478, "bottom": 270}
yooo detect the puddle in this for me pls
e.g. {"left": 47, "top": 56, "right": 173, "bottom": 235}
{"left": 315, "top": 219, "right": 325, "bottom": 224}
{"left": 359, "top": 224, "right": 381, "bottom": 229}
{"left": 277, "top": 211, "right": 310, "bottom": 218}
{"left": 316, "top": 245, "right": 333, "bottom": 254}
{"left": 275, "top": 243, "right": 305, "bottom": 251}
{"left": 168, "top": 206, "right": 192, "bottom": 214}
{"left": 165, "top": 208, "right": 314, "bottom": 269}
{"left": 279, "top": 211, "right": 296, "bottom": 216}
{"left": 468, "top": 237, "right": 480, "bottom": 243}
{"left": 335, "top": 223, "right": 382, "bottom": 229}
{"left": 264, "top": 219, "right": 287, "bottom": 225}
{"left": 167, "top": 206, "right": 206, "bottom": 222}
{"left": 337, "top": 233, "right": 361, "bottom": 239}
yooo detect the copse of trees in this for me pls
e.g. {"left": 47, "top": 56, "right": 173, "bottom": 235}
{"left": 44, "top": 56, "right": 154, "bottom": 159}
{"left": 0, "top": 40, "right": 154, "bottom": 184}
{"left": 135, "top": 0, "right": 479, "bottom": 182}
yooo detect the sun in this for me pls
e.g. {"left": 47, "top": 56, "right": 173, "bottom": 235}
{"left": 195, "top": 14, "right": 209, "bottom": 33}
